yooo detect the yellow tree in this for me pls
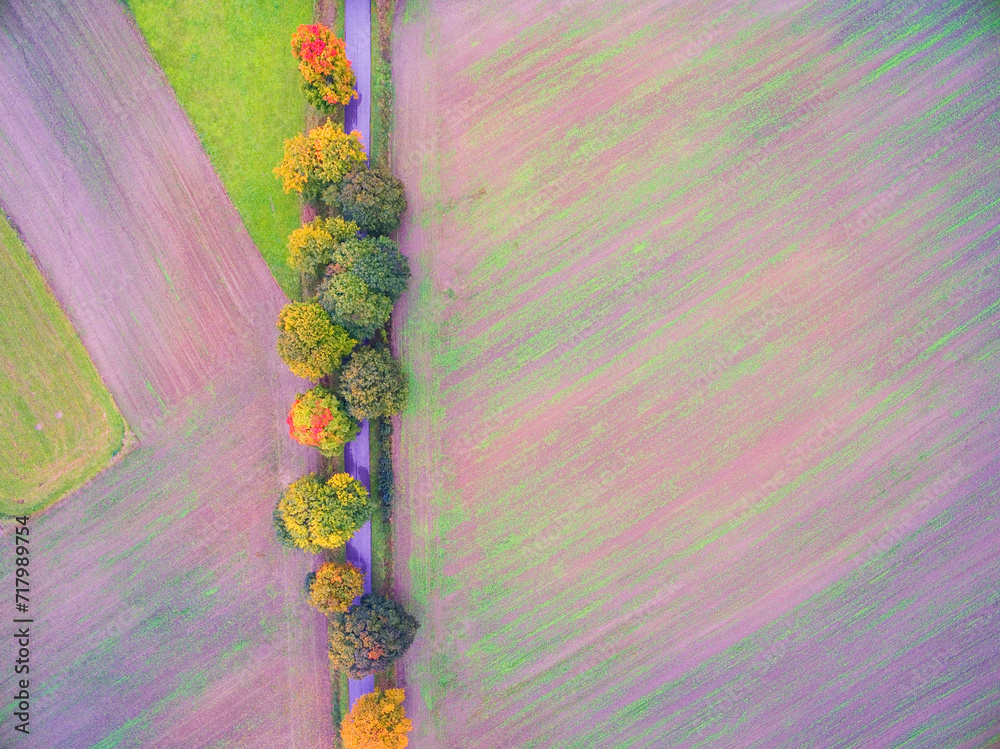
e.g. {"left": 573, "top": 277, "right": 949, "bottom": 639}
{"left": 278, "top": 472, "right": 373, "bottom": 553}
{"left": 287, "top": 217, "right": 359, "bottom": 276}
{"left": 274, "top": 120, "right": 367, "bottom": 201}
{"left": 308, "top": 561, "right": 365, "bottom": 615}
{"left": 276, "top": 302, "right": 355, "bottom": 380}
{"left": 341, "top": 689, "right": 412, "bottom": 749}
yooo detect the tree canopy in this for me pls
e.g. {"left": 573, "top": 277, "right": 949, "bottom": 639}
{"left": 324, "top": 164, "right": 407, "bottom": 237}
{"left": 287, "top": 217, "right": 360, "bottom": 277}
{"left": 319, "top": 272, "right": 393, "bottom": 342}
{"left": 308, "top": 561, "right": 366, "bottom": 615}
{"left": 278, "top": 473, "right": 375, "bottom": 553}
{"left": 274, "top": 120, "right": 367, "bottom": 201}
{"left": 287, "top": 386, "right": 359, "bottom": 456}
{"left": 276, "top": 301, "right": 356, "bottom": 380}
{"left": 339, "top": 347, "right": 408, "bottom": 421}
{"left": 328, "top": 594, "right": 419, "bottom": 678}
{"left": 341, "top": 688, "right": 413, "bottom": 749}
{"left": 291, "top": 24, "right": 357, "bottom": 114}
{"left": 331, "top": 236, "right": 410, "bottom": 301}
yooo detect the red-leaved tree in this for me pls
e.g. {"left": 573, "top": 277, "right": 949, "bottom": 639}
{"left": 287, "top": 386, "right": 358, "bottom": 457}
{"left": 291, "top": 24, "right": 357, "bottom": 113}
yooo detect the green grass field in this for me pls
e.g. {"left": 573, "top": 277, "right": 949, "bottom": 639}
{"left": 127, "top": 0, "right": 312, "bottom": 298}
{"left": 0, "top": 214, "right": 125, "bottom": 516}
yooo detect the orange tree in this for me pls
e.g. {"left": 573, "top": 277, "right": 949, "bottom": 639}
{"left": 341, "top": 688, "right": 412, "bottom": 749}
{"left": 308, "top": 561, "right": 365, "bottom": 615}
{"left": 274, "top": 120, "right": 367, "bottom": 202}
{"left": 291, "top": 23, "right": 357, "bottom": 114}
{"left": 276, "top": 302, "right": 356, "bottom": 381}
{"left": 278, "top": 473, "right": 375, "bottom": 553}
{"left": 287, "top": 386, "right": 358, "bottom": 456}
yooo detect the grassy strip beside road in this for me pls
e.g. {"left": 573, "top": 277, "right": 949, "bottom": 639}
{"left": 370, "top": 420, "right": 394, "bottom": 599}
{"left": 128, "top": 0, "right": 311, "bottom": 299}
{"left": 323, "top": 533, "right": 348, "bottom": 740}
{"left": 369, "top": 0, "right": 398, "bottom": 692}
{"left": 370, "top": 0, "right": 397, "bottom": 167}
{"left": 0, "top": 213, "right": 126, "bottom": 515}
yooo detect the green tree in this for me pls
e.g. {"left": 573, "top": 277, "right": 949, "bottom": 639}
{"left": 328, "top": 594, "right": 419, "bottom": 678}
{"left": 332, "top": 236, "right": 410, "bottom": 301}
{"left": 308, "top": 561, "right": 365, "bottom": 614}
{"left": 278, "top": 473, "right": 375, "bottom": 553}
{"left": 323, "top": 164, "right": 407, "bottom": 237}
{"left": 276, "top": 302, "right": 356, "bottom": 380}
{"left": 273, "top": 499, "right": 297, "bottom": 548}
{"left": 287, "top": 217, "right": 359, "bottom": 277}
{"left": 339, "top": 348, "right": 408, "bottom": 421}
{"left": 319, "top": 272, "right": 393, "bottom": 342}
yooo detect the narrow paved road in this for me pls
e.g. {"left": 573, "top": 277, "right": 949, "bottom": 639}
{"left": 342, "top": 0, "right": 375, "bottom": 712}
{"left": 345, "top": 421, "right": 375, "bottom": 705}
{"left": 344, "top": 0, "right": 371, "bottom": 156}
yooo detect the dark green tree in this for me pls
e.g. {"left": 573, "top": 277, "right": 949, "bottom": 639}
{"left": 328, "top": 594, "right": 419, "bottom": 678}
{"left": 339, "top": 347, "right": 408, "bottom": 421}
{"left": 273, "top": 499, "right": 297, "bottom": 549}
{"left": 318, "top": 272, "right": 393, "bottom": 342}
{"left": 324, "top": 164, "right": 407, "bottom": 237}
{"left": 332, "top": 236, "right": 410, "bottom": 301}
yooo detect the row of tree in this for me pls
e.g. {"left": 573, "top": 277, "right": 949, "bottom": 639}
{"left": 273, "top": 23, "right": 414, "bottom": 749}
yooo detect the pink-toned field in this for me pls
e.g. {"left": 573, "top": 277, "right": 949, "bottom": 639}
{"left": 0, "top": 1, "right": 332, "bottom": 746}
{"left": 391, "top": 1, "right": 999, "bottom": 747}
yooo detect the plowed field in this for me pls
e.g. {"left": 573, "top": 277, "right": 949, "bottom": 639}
{"left": 391, "top": 2, "right": 1000, "bottom": 747}
{"left": 0, "top": 1, "right": 333, "bottom": 746}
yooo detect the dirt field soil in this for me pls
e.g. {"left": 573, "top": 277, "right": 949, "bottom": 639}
{"left": 0, "top": 1, "right": 334, "bottom": 746}
{"left": 390, "top": 1, "right": 1000, "bottom": 747}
